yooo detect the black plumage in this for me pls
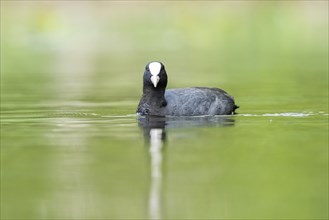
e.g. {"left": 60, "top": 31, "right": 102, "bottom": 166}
{"left": 137, "top": 61, "right": 238, "bottom": 116}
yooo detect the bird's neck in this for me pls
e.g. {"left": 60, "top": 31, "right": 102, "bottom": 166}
{"left": 143, "top": 86, "right": 164, "bottom": 96}
{"left": 142, "top": 87, "right": 166, "bottom": 106}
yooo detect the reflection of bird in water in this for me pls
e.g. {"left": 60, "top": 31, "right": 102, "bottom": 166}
{"left": 165, "top": 116, "right": 235, "bottom": 128}
{"left": 137, "top": 115, "right": 235, "bottom": 220}
{"left": 138, "top": 116, "right": 166, "bottom": 220}
{"left": 138, "top": 115, "right": 235, "bottom": 132}
{"left": 138, "top": 116, "right": 167, "bottom": 143}
{"left": 148, "top": 128, "right": 164, "bottom": 220}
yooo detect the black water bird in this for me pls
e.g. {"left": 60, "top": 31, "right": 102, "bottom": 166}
{"left": 137, "top": 61, "right": 238, "bottom": 116}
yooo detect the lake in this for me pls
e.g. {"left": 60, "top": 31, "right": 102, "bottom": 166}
{"left": 1, "top": 1, "right": 328, "bottom": 219}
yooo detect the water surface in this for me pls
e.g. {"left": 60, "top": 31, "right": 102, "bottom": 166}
{"left": 1, "top": 99, "right": 328, "bottom": 219}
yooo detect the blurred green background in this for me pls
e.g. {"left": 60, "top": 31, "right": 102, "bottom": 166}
{"left": 1, "top": 1, "right": 328, "bottom": 219}
{"left": 2, "top": 1, "right": 328, "bottom": 108}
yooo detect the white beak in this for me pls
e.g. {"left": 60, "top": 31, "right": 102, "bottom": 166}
{"left": 151, "top": 75, "right": 160, "bottom": 88}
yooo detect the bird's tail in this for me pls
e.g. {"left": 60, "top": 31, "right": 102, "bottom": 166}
{"left": 233, "top": 105, "right": 239, "bottom": 114}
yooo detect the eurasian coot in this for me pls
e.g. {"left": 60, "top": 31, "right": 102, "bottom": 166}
{"left": 137, "top": 61, "right": 238, "bottom": 116}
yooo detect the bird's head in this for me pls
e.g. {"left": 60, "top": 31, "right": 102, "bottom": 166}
{"left": 144, "top": 61, "right": 167, "bottom": 89}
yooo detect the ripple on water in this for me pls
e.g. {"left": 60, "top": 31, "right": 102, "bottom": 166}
{"left": 239, "top": 112, "right": 328, "bottom": 117}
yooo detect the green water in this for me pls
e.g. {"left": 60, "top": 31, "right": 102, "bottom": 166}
{"left": 1, "top": 1, "right": 328, "bottom": 219}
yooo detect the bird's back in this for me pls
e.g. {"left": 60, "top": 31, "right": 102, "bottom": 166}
{"left": 164, "top": 87, "right": 236, "bottom": 116}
